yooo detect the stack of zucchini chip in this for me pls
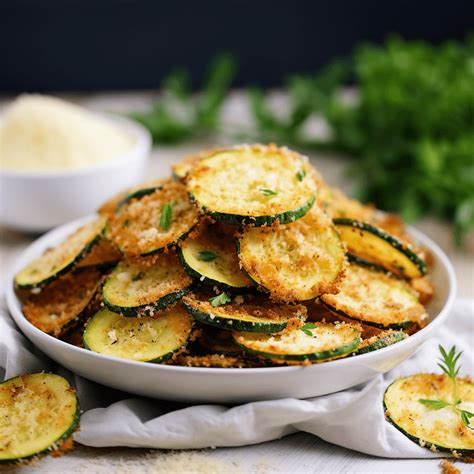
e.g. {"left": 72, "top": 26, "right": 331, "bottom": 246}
{"left": 15, "top": 143, "right": 432, "bottom": 367}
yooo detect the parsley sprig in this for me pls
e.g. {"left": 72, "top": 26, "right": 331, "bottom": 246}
{"left": 418, "top": 345, "right": 474, "bottom": 428}
{"left": 159, "top": 203, "right": 173, "bottom": 231}
{"left": 260, "top": 188, "right": 278, "bottom": 196}
{"left": 209, "top": 292, "right": 231, "bottom": 307}
{"left": 300, "top": 323, "right": 317, "bottom": 337}
{"left": 198, "top": 250, "right": 218, "bottom": 262}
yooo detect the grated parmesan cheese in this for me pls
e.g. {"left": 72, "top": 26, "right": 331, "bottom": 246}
{"left": 0, "top": 95, "right": 134, "bottom": 171}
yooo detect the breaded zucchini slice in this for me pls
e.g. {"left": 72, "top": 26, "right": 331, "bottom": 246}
{"left": 22, "top": 268, "right": 102, "bottom": 337}
{"left": 173, "top": 354, "right": 250, "bottom": 368}
{"left": 384, "top": 374, "right": 474, "bottom": 456}
{"left": 178, "top": 222, "right": 254, "bottom": 292}
{"left": 172, "top": 148, "right": 223, "bottom": 181}
{"left": 233, "top": 321, "right": 361, "bottom": 362}
{"left": 238, "top": 205, "right": 346, "bottom": 301}
{"left": 182, "top": 292, "right": 307, "bottom": 332}
{"left": 98, "top": 179, "right": 164, "bottom": 215}
{"left": 103, "top": 252, "right": 193, "bottom": 317}
{"left": 333, "top": 218, "right": 427, "bottom": 279}
{"left": 15, "top": 217, "right": 106, "bottom": 289}
{"left": 355, "top": 330, "right": 407, "bottom": 355}
{"left": 83, "top": 306, "right": 193, "bottom": 362}
{"left": 77, "top": 237, "right": 121, "bottom": 269}
{"left": 321, "top": 264, "right": 428, "bottom": 329}
{"left": 186, "top": 144, "right": 316, "bottom": 226}
{"left": 107, "top": 180, "right": 201, "bottom": 256}
{"left": 0, "top": 373, "right": 79, "bottom": 464}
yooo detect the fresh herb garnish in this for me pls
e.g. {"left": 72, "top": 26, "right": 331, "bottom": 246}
{"left": 418, "top": 345, "right": 473, "bottom": 427}
{"left": 159, "top": 203, "right": 173, "bottom": 231}
{"left": 123, "top": 219, "right": 130, "bottom": 227}
{"left": 132, "top": 272, "right": 145, "bottom": 282}
{"left": 296, "top": 170, "right": 306, "bottom": 181}
{"left": 198, "top": 250, "right": 218, "bottom": 262}
{"left": 209, "top": 292, "right": 231, "bottom": 307}
{"left": 260, "top": 188, "right": 278, "bottom": 196}
{"left": 300, "top": 323, "right": 317, "bottom": 337}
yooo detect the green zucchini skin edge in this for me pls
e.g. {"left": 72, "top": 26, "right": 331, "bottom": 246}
{"left": 102, "top": 286, "right": 193, "bottom": 317}
{"left": 116, "top": 186, "right": 162, "bottom": 211}
{"left": 346, "top": 253, "right": 390, "bottom": 274}
{"left": 237, "top": 336, "right": 361, "bottom": 362}
{"left": 334, "top": 218, "right": 428, "bottom": 277}
{"left": 0, "top": 374, "right": 80, "bottom": 465}
{"left": 182, "top": 301, "right": 288, "bottom": 333}
{"left": 176, "top": 246, "right": 254, "bottom": 294}
{"left": 383, "top": 384, "right": 474, "bottom": 457}
{"left": 321, "top": 302, "right": 415, "bottom": 330}
{"left": 14, "top": 232, "right": 103, "bottom": 290}
{"left": 189, "top": 194, "right": 316, "bottom": 227}
{"left": 355, "top": 332, "right": 407, "bottom": 355}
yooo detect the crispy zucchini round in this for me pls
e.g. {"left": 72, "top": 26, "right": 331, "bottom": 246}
{"left": 0, "top": 373, "right": 79, "bottom": 464}
{"left": 84, "top": 306, "right": 193, "bottom": 362}
{"left": 15, "top": 217, "right": 106, "bottom": 289}
{"left": 334, "top": 218, "right": 427, "bottom": 278}
{"left": 103, "top": 252, "right": 193, "bottom": 317}
{"left": 182, "top": 292, "right": 306, "bottom": 332}
{"left": 238, "top": 205, "right": 346, "bottom": 302}
{"left": 23, "top": 267, "right": 102, "bottom": 337}
{"left": 321, "top": 264, "right": 428, "bottom": 329}
{"left": 177, "top": 222, "right": 254, "bottom": 292}
{"left": 355, "top": 331, "right": 407, "bottom": 355}
{"left": 384, "top": 374, "right": 474, "bottom": 456}
{"left": 186, "top": 144, "right": 316, "bottom": 226}
{"left": 107, "top": 180, "right": 201, "bottom": 256}
{"left": 233, "top": 321, "right": 361, "bottom": 361}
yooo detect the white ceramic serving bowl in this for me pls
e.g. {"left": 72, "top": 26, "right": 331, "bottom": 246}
{"left": 6, "top": 216, "right": 456, "bottom": 403}
{"left": 0, "top": 115, "right": 151, "bottom": 232}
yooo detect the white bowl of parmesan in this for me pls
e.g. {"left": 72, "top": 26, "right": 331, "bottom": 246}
{"left": 0, "top": 95, "right": 151, "bottom": 232}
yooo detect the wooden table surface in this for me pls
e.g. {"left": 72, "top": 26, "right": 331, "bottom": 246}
{"left": 1, "top": 92, "right": 472, "bottom": 473}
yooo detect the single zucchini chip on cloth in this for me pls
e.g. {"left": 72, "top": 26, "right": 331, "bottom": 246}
{"left": 239, "top": 205, "right": 346, "bottom": 301}
{"left": 83, "top": 306, "right": 193, "bottom": 362}
{"left": 182, "top": 292, "right": 306, "bottom": 332}
{"left": 15, "top": 217, "right": 106, "bottom": 289}
{"left": 107, "top": 180, "right": 201, "bottom": 256}
{"left": 234, "top": 321, "right": 361, "bottom": 361}
{"left": 321, "top": 264, "right": 427, "bottom": 329}
{"left": 333, "top": 218, "right": 427, "bottom": 279}
{"left": 186, "top": 144, "right": 316, "bottom": 226}
{"left": 23, "top": 268, "right": 102, "bottom": 337}
{"left": 0, "top": 373, "right": 79, "bottom": 464}
{"left": 384, "top": 374, "right": 474, "bottom": 456}
{"left": 103, "top": 252, "right": 193, "bottom": 317}
{"left": 178, "top": 222, "right": 254, "bottom": 291}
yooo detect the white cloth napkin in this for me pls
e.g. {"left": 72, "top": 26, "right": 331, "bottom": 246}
{"left": 1, "top": 299, "right": 473, "bottom": 458}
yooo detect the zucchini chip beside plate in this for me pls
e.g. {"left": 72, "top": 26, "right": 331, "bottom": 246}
{"left": 83, "top": 306, "right": 193, "bottom": 362}
{"left": 22, "top": 267, "right": 102, "bottom": 337}
{"left": 186, "top": 144, "right": 316, "bottom": 226}
{"left": 239, "top": 205, "right": 346, "bottom": 302}
{"left": 321, "top": 264, "right": 427, "bottom": 330}
{"left": 0, "top": 373, "right": 79, "bottom": 464}
{"left": 182, "top": 292, "right": 307, "bottom": 332}
{"left": 15, "top": 216, "right": 106, "bottom": 289}
{"left": 107, "top": 180, "right": 201, "bottom": 256}
{"left": 178, "top": 222, "right": 254, "bottom": 292}
{"left": 334, "top": 218, "right": 427, "bottom": 279}
{"left": 234, "top": 321, "right": 361, "bottom": 362}
{"left": 384, "top": 374, "right": 474, "bottom": 456}
{"left": 103, "top": 252, "right": 193, "bottom": 317}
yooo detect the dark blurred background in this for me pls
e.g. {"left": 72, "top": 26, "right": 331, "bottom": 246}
{"left": 1, "top": 0, "right": 473, "bottom": 92}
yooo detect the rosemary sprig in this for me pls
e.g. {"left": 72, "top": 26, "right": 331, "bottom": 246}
{"left": 418, "top": 345, "right": 473, "bottom": 428}
{"left": 260, "top": 188, "right": 278, "bottom": 196}
{"left": 300, "top": 323, "right": 317, "bottom": 337}
{"left": 198, "top": 250, "right": 218, "bottom": 262}
{"left": 159, "top": 203, "right": 173, "bottom": 231}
